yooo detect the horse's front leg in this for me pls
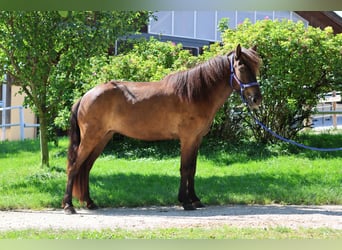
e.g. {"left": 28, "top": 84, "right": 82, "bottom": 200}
{"left": 188, "top": 163, "right": 205, "bottom": 209}
{"left": 178, "top": 138, "right": 203, "bottom": 210}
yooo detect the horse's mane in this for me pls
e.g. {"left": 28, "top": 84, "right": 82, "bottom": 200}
{"left": 163, "top": 55, "right": 229, "bottom": 102}
{"left": 164, "top": 47, "right": 261, "bottom": 102}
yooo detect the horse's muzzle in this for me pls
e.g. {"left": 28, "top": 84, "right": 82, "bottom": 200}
{"left": 247, "top": 94, "right": 262, "bottom": 110}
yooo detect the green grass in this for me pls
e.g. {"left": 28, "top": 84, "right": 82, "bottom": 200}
{"left": 0, "top": 132, "right": 342, "bottom": 210}
{"left": 1, "top": 227, "right": 341, "bottom": 239}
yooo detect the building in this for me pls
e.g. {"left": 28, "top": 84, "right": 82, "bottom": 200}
{"left": 0, "top": 82, "right": 38, "bottom": 141}
{"left": 141, "top": 11, "right": 342, "bottom": 55}
{"left": 145, "top": 10, "right": 342, "bottom": 131}
{"left": 295, "top": 11, "right": 342, "bottom": 34}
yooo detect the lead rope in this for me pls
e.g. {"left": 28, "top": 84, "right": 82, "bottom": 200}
{"left": 229, "top": 54, "right": 342, "bottom": 151}
{"left": 246, "top": 108, "right": 342, "bottom": 152}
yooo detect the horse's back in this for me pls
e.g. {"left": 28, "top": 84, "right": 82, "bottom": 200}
{"left": 77, "top": 81, "right": 184, "bottom": 140}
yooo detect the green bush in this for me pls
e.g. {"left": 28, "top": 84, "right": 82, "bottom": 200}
{"left": 56, "top": 20, "right": 342, "bottom": 144}
{"left": 55, "top": 37, "right": 199, "bottom": 129}
{"left": 205, "top": 19, "right": 342, "bottom": 142}
{"left": 85, "top": 37, "right": 198, "bottom": 84}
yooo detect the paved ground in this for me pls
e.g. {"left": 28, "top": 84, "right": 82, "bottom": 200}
{"left": 1, "top": 205, "right": 341, "bottom": 231}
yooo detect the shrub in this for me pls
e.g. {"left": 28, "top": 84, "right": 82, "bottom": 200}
{"left": 55, "top": 38, "right": 198, "bottom": 129}
{"left": 56, "top": 21, "right": 342, "bottom": 144}
{"left": 81, "top": 37, "right": 198, "bottom": 88}
{"left": 205, "top": 19, "right": 342, "bottom": 142}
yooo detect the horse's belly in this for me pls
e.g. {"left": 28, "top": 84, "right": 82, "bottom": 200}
{"left": 115, "top": 115, "right": 180, "bottom": 141}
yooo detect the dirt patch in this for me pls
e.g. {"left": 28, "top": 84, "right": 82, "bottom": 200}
{"left": 1, "top": 205, "right": 341, "bottom": 231}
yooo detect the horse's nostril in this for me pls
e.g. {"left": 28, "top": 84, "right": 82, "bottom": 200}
{"left": 250, "top": 96, "right": 257, "bottom": 104}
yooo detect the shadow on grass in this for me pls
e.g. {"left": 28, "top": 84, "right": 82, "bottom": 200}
{"left": 290, "top": 132, "right": 342, "bottom": 159}
{"left": 5, "top": 163, "right": 341, "bottom": 209}
{"left": 2, "top": 131, "right": 342, "bottom": 162}
{"left": 102, "top": 132, "right": 342, "bottom": 165}
{"left": 103, "top": 136, "right": 277, "bottom": 166}
{"left": 87, "top": 171, "right": 341, "bottom": 208}
{"left": 2, "top": 132, "right": 342, "bottom": 209}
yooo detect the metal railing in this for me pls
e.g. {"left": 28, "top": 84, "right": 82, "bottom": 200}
{"left": 0, "top": 105, "right": 39, "bottom": 141}
{"left": 312, "top": 92, "right": 342, "bottom": 129}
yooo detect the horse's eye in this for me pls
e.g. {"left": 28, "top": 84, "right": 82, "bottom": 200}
{"left": 237, "top": 64, "right": 246, "bottom": 72}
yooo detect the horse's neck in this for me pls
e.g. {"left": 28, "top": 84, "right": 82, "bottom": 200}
{"left": 208, "top": 79, "right": 234, "bottom": 110}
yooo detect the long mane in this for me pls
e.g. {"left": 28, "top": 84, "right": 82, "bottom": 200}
{"left": 163, "top": 55, "right": 229, "bottom": 102}
{"left": 164, "top": 47, "right": 261, "bottom": 102}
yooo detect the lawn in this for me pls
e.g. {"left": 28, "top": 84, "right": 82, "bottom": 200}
{"left": 0, "top": 131, "right": 341, "bottom": 210}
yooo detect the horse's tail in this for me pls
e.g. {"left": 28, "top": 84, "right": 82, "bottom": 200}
{"left": 66, "top": 99, "right": 84, "bottom": 201}
{"left": 68, "top": 99, "right": 81, "bottom": 167}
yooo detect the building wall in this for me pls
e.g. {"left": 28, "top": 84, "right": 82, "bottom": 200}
{"left": 149, "top": 11, "right": 309, "bottom": 42}
{"left": 1, "top": 85, "right": 37, "bottom": 141}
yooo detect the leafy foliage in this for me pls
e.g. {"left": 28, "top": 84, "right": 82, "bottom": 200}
{"left": 207, "top": 19, "right": 342, "bottom": 142}
{"left": 55, "top": 37, "right": 199, "bottom": 130}
{"left": 0, "top": 11, "right": 150, "bottom": 166}
{"left": 75, "top": 19, "right": 342, "bottom": 143}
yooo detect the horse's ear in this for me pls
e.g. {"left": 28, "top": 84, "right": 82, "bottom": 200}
{"left": 235, "top": 44, "right": 241, "bottom": 59}
{"left": 251, "top": 44, "right": 257, "bottom": 52}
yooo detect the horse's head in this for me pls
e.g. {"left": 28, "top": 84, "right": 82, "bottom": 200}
{"left": 229, "top": 44, "right": 262, "bottom": 110}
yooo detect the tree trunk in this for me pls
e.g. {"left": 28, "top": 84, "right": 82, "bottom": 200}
{"left": 39, "top": 112, "right": 50, "bottom": 167}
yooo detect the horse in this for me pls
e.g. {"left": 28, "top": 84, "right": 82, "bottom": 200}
{"left": 62, "top": 44, "right": 262, "bottom": 214}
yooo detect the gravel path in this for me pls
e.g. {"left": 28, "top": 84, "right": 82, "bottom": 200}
{"left": 1, "top": 205, "right": 341, "bottom": 231}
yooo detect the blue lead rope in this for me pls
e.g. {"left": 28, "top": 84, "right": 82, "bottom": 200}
{"left": 230, "top": 52, "right": 342, "bottom": 152}
{"left": 247, "top": 109, "right": 342, "bottom": 152}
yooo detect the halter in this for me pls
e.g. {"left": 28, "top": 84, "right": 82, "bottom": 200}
{"left": 229, "top": 54, "right": 259, "bottom": 105}
{"left": 229, "top": 54, "right": 342, "bottom": 151}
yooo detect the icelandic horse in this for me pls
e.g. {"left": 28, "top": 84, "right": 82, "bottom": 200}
{"left": 62, "top": 44, "right": 262, "bottom": 214}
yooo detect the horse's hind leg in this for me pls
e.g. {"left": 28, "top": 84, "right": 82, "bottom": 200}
{"left": 80, "top": 132, "right": 114, "bottom": 209}
{"left": 63, "top": 144, "right": 94, "bottom": 214}
{"left": 63, "top": 132, "right": 113, "bottom": 214}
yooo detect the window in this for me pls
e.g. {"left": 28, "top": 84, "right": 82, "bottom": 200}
{"left": 216, "top": 11, "right": 236, "bottom": 40}
{"left": 274, "top": 11, "right": 291, "bottom": 21}
{"left": 174, "top": 11, "right": 194, "bottom": 37}
{"left": 237, "top": 11, "right": 255, "bottom": 25}
{"left": 217, "top": 11, "right": 236, "bottom": 28}
{"left": 196, "top": 11, "right": 216, "bottom": 40}
{"left": 256, "top": 11, "right": 274, "bottom": 21}
{"left": 149, "top": 11, "right": 173, "bottom": 35}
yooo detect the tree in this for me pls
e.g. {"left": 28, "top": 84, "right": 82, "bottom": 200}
{"left": 0, "top": 11, "right": 150, "bottom": 167}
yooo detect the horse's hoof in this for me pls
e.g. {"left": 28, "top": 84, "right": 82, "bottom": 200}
{"left": 182, "top": 203, "right": 197, "bottom": 210}
{"left": 192, "top": 201, "right": 205, "bottom": 208}
{"left": 86, "top": 202, "right": 99, "bottom": 210}
{"left": 64, "top": 204, "right": 77, "bottom": 215}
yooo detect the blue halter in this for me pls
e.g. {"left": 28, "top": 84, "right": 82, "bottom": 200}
{"left": 229, "top": 54, "right": 259, "bottom": 105}
{"left": 229, "top": 54, "right": 342, "bottom": 152}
